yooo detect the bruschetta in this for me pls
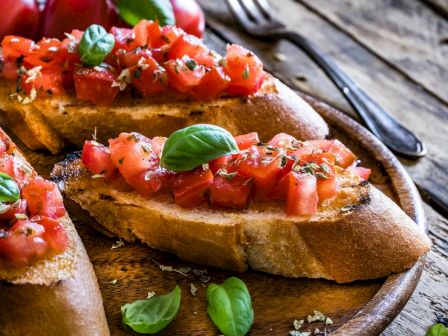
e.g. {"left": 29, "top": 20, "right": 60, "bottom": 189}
{"left": 0, "top": 129, "right": 109, "bottom": 335}
{"left": 0, "top": 21, "right": 328, "bottom": 154}
{"left": 51, "top": 125, "right": 431, "bottom": 283}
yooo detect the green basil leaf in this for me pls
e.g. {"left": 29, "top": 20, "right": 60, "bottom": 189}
{"left": 161, "top": 124, "right": 239, "bottom": 172}
{"left": 79, "top": 24, "right": 115, "bottom": 66}
{"left": 118, "top": 0, "right": 175, "bottom": 27}
{"left": 0, "top": 173, "right": 20, "bottom": 203}
{"left": 426, "top": 324, "right": 448, "bottom": 336}
{"left": 206, "top": 277, "right": 254, "bottom": 336}
{"left": 121, "top": 286, "right": 181, "bottom": 334}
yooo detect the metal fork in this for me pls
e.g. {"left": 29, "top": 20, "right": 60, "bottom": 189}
{"left": 226, "top": 0, "right": 426, "bottom": 158}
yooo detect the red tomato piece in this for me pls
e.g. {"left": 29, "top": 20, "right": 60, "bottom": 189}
{"left": 116, "top": 48, "right": 152, "bottom": 68}
{"left": 209, "top": 155, "right": 230, "bottom": 174}
{"left": 158, "top": 25, "right": 183, "bottom": 48}
{"left": 21, "top": 67, "right": 65, "bottom": 97}
{"left": 0, "top": 0, "right": 39, "bottom": 41}
{"left": 308, "top": 139, "right": 356, "bottom": 168}
{"left": 316, "top": 176, "right": 337, "bottom": 202}
{"left": 0, "top": 154, "right": 30, "bottom": 188}
{"left": 168, "top": 33, "right": 214, "bottom": 66}
{"left": 110, "top": 27, "right": 135, "bottom": 53}
{"left": 192, "top": 67, "right": 230, "bottom": 100}
{"left": 81, "top": 140, "right": 118, "bottom": 180}
{"left": 22, "top": 177, "right": 66, "bottom": 219}
{"left": 37, "top": 216, "right": 68, "bottom": 254}
{"left": 133, "top": 20, "right": 150, "bottom": 47}
{"left": 0, "top": 220, "right": 47, "bottom": 266}
{"left": 286, "top": 173, "right": 318, "bottom": 216}
{"left": 170, "top": 0, "right": 205, "bottom": 38}
{"left": 224, "top": 44, "right": 265, "bottom": 95}
{"left": 165, "top": 56, "right": 205, "bottom": 93}
{"left": 23, "top": 38, "right": 64, "bottom": 69}
{"left": 109, "top": 132, "right": 159, "bottom": 183}
{"left": 268, "top": 133, "right": 297, "bottom": 148}
{"left": 74, "top": 67, "right": 119, "bottom": 105}
{"left": 1, "top": 36, "right": 34, "bottom": 60}
{"left": 131, "top": 55, "right": 168, "bottom": 95}
{"left": 173, "top": 169, "right": 213, "bottom": 208}
{"left": 151, "top": 137, "right": 167, "bottom": 155}
{"left": 126, "top": 167, "right": 174, "bottom": 197}
{"left": 234, "top": 132, "right": 260, "bottom": 150}
{"left": 0, "top": 199, "right": 27, "bottom": 221}
{"left": 210, "top": 174, "right": 252, "bottom": 209}
{"left": 346, "top": 165, "right": 371, "bottom": 180}
{"left": 0, "top": 62, "right": 19, "bottom": 81}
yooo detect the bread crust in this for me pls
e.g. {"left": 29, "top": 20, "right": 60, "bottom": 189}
{"left": 0, "top": 75, "right": 328, "bottom": 153}
{"left": 0, "top": 140, "right": 109, "bottom": 336}
{"left": 52, "top": 156, "right": 430, "bottom": 284}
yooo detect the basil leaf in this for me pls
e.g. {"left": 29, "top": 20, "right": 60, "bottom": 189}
{"left": 426, "top": 324, "right": 448, "bottom": 336}
{"left": 118, "top": 0, "right": 175, "bottom": 27}
{"left": 79, "top": 24, "right": 115, "bottom": 66}
{"left": 0, "top": 173, "right": 20, "bottom": 203}
{"left": 121, "top": 286, "right": 181, "bottom": 334}
{"left": 206, "top": 277, "right": 254, "bottom": 336}
{"left": 161, "top": 124, "right": 239, "bottom": 172}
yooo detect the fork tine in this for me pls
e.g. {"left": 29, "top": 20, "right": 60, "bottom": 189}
{"left": 238, "top": 0, "right": 267, "bottom": 24}
{"left": 226, "top": 0, "right": 256, "bottom": 28}
{"left": 254, "top": 0, "right": 275, "bottom": 19}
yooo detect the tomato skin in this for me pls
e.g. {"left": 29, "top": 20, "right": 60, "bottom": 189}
{"left": 74, "top": 67, "right": 119, "bottom": 106}
{"left": 0, "top": 220, "right": 47, "bottom": 266}
{"left": 22, "top": 67, "right": 65, "bottom": 97}
{"left": 82, "top": 140, "right": 118, "bottom": 180}
{"left": 37, "top": 216, "right": 69, "bottom": 253}
{"left": 286, "top": 173, "right": 318, "bottom": 216}
{"left": 192, "top": 66, "right": 230, "bottom": 100}
{"left": 151, "top": 137, "right": 167, "bottom": 155}
{"left": 316, "top": 176, "right": 337, "bottom": 202}
{"left": 170, "top": 0, "right": 205, "bottom": 38}
{"left": 167, "top": 33, "right": 210, "bottom": 65}
{"left": 346, "top": 165, "right": 371, "bottom": 180}
{"left": 173, "top": 169, "right": 213, "bottom": 208}
{"left": 22, "top": 177, "right": 66, "bottom": 219}
{"left": 131, "top": 55, "right": 168, "bottom": 96}
{"left": 165, "top": 56, "right": 205, "bottom": 93}
{"left": 0, "top": 0, "right": 39, "bottom": 41}
{"left": 110, "top": 27, "right": 135, "bottom": 53}
{"left": 0, "top": 154, "right": 31, "bottom": 188}
{"left": 1, "top": 36, "right": 35, "bottom": 61}
{"left": 234, "top": 132, "right": 260, "bottom": 150}
{"left": 309, "top": 139, "right": 356, "bottom": 168}
{"left": 39, "top": 0, "right": 116, "bottom": 40}
{"left": 209, "top": 155, "right": 230, "bottom": 174}
{"left": 224, "top": 44, "right": 265, "bottom": 95}
{"left": 210, "top": 174, "right": 252, "bottom": 209}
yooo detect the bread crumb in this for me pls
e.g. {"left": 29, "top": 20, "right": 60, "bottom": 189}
{"left": 109, "top": 279, "right": 118, "bottom": 285}
{"left": 293, "top": 319, "right": 304, "bottom": 330}
{"left": 147, "top": 291, "right": 155, "bottom": 299}
{"left": 111, "top": 239, "right": 125, "bottom": 249}
{"left": 307, "top": 310, "right": 326, "bottom": 323}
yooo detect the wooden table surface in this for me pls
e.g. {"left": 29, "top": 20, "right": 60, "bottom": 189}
{"left": 197, "top": 0, "right": 448, "bottom": 334}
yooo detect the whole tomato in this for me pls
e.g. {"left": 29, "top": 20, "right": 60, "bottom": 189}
{"left": 0, "top": 0, "right": 39, "bottom": 40}
{"left": 170, "top": 0, "right": 205, "bottom": 38}
{"left": 39, "top": 0, "right": 119, "bottom": 39}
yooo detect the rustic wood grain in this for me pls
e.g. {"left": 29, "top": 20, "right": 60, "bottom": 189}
{"left": 12, "top": 93, "right": 428, "bottom": 335}
{"left": 200, "top": 0, "right": 448, "bottom": 217}
{"left": 298, "top": 0, "right": 448, "bottom": 104}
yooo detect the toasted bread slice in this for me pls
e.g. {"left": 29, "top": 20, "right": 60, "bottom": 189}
{"left": 0, "top": 75, "right": 328, "bottom": 154}
{"left": 0, "top": 133, "right": 109, "bottom": 336}
{"left": 52, "top": 153, "right": 430, "bottom": 284}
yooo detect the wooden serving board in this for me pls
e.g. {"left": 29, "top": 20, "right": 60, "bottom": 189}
{"left": 16, "top": 93, "right": 426, "bottom": 336}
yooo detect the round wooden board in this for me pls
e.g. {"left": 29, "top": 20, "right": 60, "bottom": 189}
{"left": 18, "top": 93, "right": 426, "bottom": 336}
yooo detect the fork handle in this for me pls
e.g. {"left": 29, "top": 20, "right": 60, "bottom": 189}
{"left": 282, "top": 31, "right": 426, "bottom": 158}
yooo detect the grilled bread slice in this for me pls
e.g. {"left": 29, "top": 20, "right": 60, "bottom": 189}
{"left": 51, "top": 153, "right": 430, "bottom": 284}
{"left": 0, "top": 132, "right": 109, "bottom": 336}
{"left": 0, "top": 75, "right": 328, "bottom": 154}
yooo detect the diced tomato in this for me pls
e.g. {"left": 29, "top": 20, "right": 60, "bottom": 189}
{"left": 74, "top": 67, "right": 119, "bottom": 105}
{"left": 0, "top": 154, "right": 30, "bottom": 188}
{"left": 210, "top": 174, "right": 252, "bottom": 209}
{"left": 0, "top": 220, "right": 47, "bottom": 266}
{"left": 173, "top": 169, "right": 213, "bottom": 208}
{"left": 209, "top": 155, "right": 230, "bottom": 174}
{"left": 23, "top": 38, "right": 64, "bottom": 69}
{"left": 1, "top": 36, "right": 34, "bottom": 60}
{"left": 299, "top": 152, "right": 336, "bottom": 166}
{"left": 36, "top": 216, "right": 68, "bottom": 254}
{"left": 131, "top": 55, "right": 167, "bottom": 95}
{"left": 0, "top": 62, "right": 19, "bottom": 81}
{"left": 110, "top": 27, "right": 135, "bottom": 52}
{"left": 126, "top": 167, "right": 174, "bottom": 197}
{"left": 346, "top": 165, "right": 371, "bottom": 180}
{"left": 168, "top": 33, "right": 215, "bottom": 67}
{"left": 81, "top": 140, "right": 118, "bottom": 180}
{"left": 0, "top": 199, "right": 27, "bottom": 221}
{"left": 165, "top": 56, "right": 205, "bottom": 93}
{"left": 192, "top": 66, "right": 230, "bottom": 100}
{"left": 268, "top": 133, "right": 297, "bottom": 148}
{"left": 21, "top": 67, "right": 65, "bottom": 97}
{"left": 234, "top": 132, "right": 260, "bottom": 150}
{"left": 158, "top": 25, "right": 183, "bottom": 48}
{"left": 236, "top": 148, "right": 282, "bottom": 192}
{"left": 22, "top": 177, "right": 66, "bottom": 219}
{"left": 316, "top": 176, "right": 337, "bottom": 202}
{"left": 0, "top": 139, "right": 6, "bottom": 156}
{"left": 151, "top": 137, "right": 167, "bottom": 155}
{"left": 116, "top": 48, "right": 152, "bottom": 68}
{"left": 133, "top": 20, "right": 150, "bottom": 47}
{"left": 285, "top": 173, "right": 318, "bottom": 216}
{"left": 109, "top": 132, "right": 160, "bottom": 190}
{"left": 147, "top": 21, "right": 163, "bottom": 48}
{"left": 224, "top": 44, "right": 265, "bottom": 95}
{"left": 309, "top": 139, "right": 356, "bottom": 168}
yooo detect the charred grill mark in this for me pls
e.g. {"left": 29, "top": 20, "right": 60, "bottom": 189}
{"left": 189, "top": 110, "right": 204, "bottom": 116}
{"left": 50, "top": 151, "right": 84, "bottom": 184}
{"left": 99, "top": 194, "right": 115, "bottom": 201}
